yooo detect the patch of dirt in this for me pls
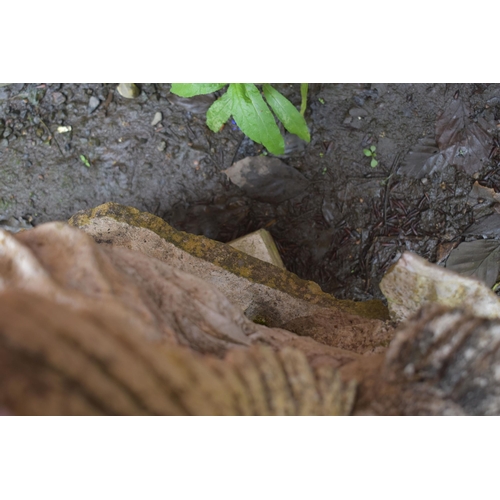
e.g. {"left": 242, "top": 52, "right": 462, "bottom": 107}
{"left": 1, "top": 83, "right": 499, "bottom": 302}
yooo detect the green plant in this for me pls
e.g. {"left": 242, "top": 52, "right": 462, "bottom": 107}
{"left": 363, "top": 145, "right": 378, "bottom": 168}
{"left": 170, "top": 83, "right": 310, "bottom": 156}
{"left": 79, "top": 154, "right": 91, "bottom": 168}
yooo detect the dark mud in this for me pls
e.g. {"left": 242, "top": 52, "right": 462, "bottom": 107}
{"left": 1, "top": 83, "right": 499, "bottom": 301}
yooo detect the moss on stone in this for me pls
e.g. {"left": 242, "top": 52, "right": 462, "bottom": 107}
{"left": 69, "top": 202, "right": 389, "bottom": 321}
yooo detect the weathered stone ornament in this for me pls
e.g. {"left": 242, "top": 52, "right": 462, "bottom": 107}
{"left": 4, "top": 205, "right": 500, "bottom": 415}
{"left": 0, "top": 220, "right": 359, "bottom": 415}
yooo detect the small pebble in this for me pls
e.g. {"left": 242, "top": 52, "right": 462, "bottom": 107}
{"left": 0, "top": 216, "right": 34, "bottom": 233}
{"left": 3, "top": 127, "right": 12, "bottom": 138}
{"left": 117, "top": 83, "right": 140, "bottom": 99}
{"left": 157, "top": 140, "right": 167, "bottom": 152}
{"left": 349, "top": 107, "right": 368, "bottom": 118}
{"left": 52, "top": 92, "right": 66, "bottom": 105}
{"left": 88, "top": 96, "right": 100, "bottom": 114}
{"left": 151, "top": 111, "right": 162, "bottom": 127}
{"left": 0, "top": 138, "right": 8, "bottom": 148}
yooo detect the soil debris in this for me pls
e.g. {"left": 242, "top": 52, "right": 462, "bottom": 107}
{"left": 0, "top": 83, "right": 499, "bottom": 302}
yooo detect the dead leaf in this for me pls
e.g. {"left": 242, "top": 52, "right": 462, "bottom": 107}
{"left": 445, "top": 239, "right": 500, "bottom": 288}
{"left": 465, "top": 214, "right": 500, "bottom": 238}
{"left": 435, "top": 97, "right": 492, "bottom": 175}
{"left": 469, "top": 181, "right": 500, "bottom": 203}
{"left": 400, "top": 96, "right": 493, "bottom": 178}
{"left": 436, "top": 241, "right": 458, "bottom": 265}
{"left": 468, "top": 181, "right": 500, "bottom": 204}
{"left": 399, "top": 136, "right": 441, "bottom": 178}
{"left": 223, "top": 156, "right": 309, "bottom": 203}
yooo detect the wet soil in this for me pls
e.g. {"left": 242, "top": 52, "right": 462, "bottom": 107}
{"left": 1, "top": 83, "right": 499, "bottom": 301}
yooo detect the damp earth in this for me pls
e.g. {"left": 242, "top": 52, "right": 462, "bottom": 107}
{"left": 1, "top": 83, "right": 500, "bottom": 301}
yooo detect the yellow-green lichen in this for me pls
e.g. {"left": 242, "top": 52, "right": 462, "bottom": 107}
{"left": 252, "top": 315, "right": 270, "bottom": 326}
{"left": 69, "top": 202, "right": 389, "bottom": 320}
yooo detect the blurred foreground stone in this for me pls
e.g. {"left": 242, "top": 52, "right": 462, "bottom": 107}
{"left": 380, "top": 251, "right": 500, "bottom": 322}
{"left": 1, "top": 203, "right": 500, "bottom": 415}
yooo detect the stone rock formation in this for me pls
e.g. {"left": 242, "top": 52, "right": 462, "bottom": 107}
{"left": 1, "top": 203, "right": 500, "bottom": 415}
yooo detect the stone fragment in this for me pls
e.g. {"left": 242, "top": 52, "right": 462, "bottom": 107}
{"left": 0, "top": 216, "right": 33, "bottom": 233}
{"left": 222, "top": 156, "right": 309, "bottom": 203}
{"left": 57, "top": 125, "right": 72, "bottom": 134}
{"left": 151, "top": 111, "right": 162, "bottom": 126}
{"left": 343, "top": 107, "right": 369, "bottom": 129}
{"left": 52, "top": 91, "right": 66, "bottom": 105}
{"left": 379, "top": 251, "right": 500, "bottom": 323}
{"left": 88, "top": 96, "right": 100, "bottom": 114}
{"left": 229, "top": 229, "right": 284, "bottom": 269}
{"left": 116, "top": 83, "right": 140, "bottom": 99}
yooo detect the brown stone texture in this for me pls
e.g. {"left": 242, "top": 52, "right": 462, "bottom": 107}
{"left": 380, "top": 251, "right": 500, "bottom": 322}
{"left": 283, "top": 310, "right": 394, "bottom": 355}
{"left": 0, "top": 221, "right": 359, "bottom": 415}
{"left": 0, "top": 290, "right": 356, "bottom": 416}
{"left": 342, "top": 304, "right": 500, "bottom": 415}
{"left": 69, "top": 203, "right": 390, "bottom": 323}
{"left": 2, "top": 203, "right": 500, "bottom": 415}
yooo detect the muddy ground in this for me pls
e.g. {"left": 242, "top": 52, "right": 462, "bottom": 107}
{"left": 1, "top": 83, "right": 499, "bottom": 301}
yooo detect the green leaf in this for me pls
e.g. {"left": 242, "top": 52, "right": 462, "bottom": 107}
{"left": 170, "top": 83, "right": 228, "bottom": 98}
{"left": 228, "top": 83, "right": 284, "bottom": 155}
{"left": 79, "top": 155, "right": 90, "bottom": 168}
{"left": 363, "top": 149, "right": 372, "bottom": 157}
{"left": 300, "top": 83, "right": 308, "bottom": 116}
{"left": 371, "top": 158, "right": 378, "bottom": 168}
{"left": 262, "top": 84, "right": 310, "bottom": 143}
{"left": 206, "top": 91, "right": 233, "bottom": 132}
{"left": 370, "top": 145, "right": 377, "bottom": 153}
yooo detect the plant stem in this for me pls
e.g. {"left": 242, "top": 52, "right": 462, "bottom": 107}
{"left": 300, "top": 83, "right": 308, "bottom": 116}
